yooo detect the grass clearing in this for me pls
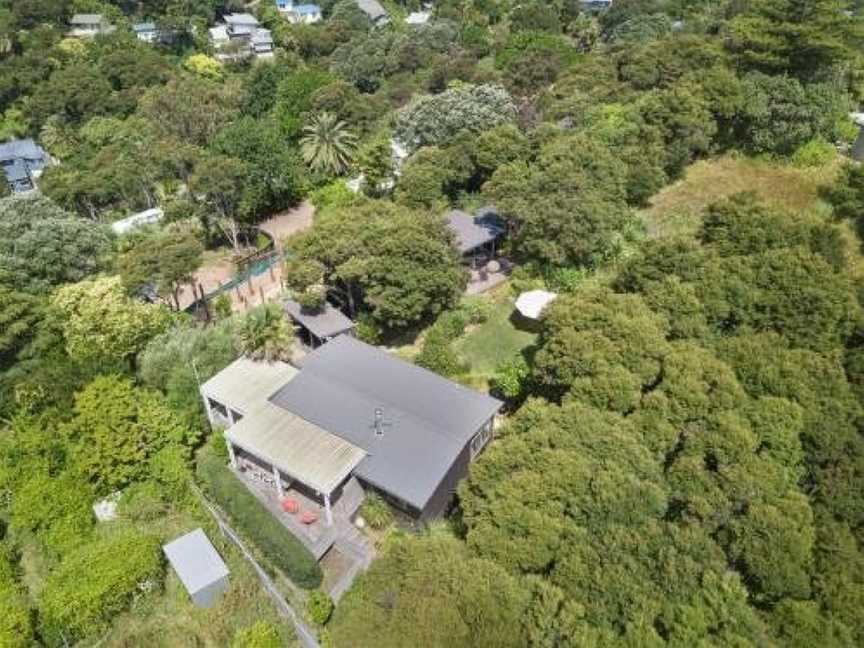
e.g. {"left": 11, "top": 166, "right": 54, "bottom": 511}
{"left": 640, "top": 154, "right": 841, "bottom": 239}
{"left": 453, "top": 287, "right": 537, "bottom": 389}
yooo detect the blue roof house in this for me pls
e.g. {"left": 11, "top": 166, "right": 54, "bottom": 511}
{"left": 276, "top": 1, "right": 323, "bottom": 24}
{"left": 0, "top": 139, "right": 49, "bottom": 193}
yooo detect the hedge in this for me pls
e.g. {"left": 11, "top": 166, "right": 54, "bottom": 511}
{"left": 0, "top": 544, "right": 34, "bottom": 648}
{"left": 197, "top": 452, "right": 322, "bottom": 589}
{"left": 38, "top": 529, "right": 163, "bottom": 646}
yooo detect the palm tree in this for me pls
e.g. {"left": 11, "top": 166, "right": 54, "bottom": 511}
{"left": 300, "top": 112, "right": 357, "bottom": 176}
{"left": 238, "top": 304, "right": 294, "bottom": 362}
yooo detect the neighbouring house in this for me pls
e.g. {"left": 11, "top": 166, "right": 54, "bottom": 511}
{"left": 276, "top": 0, "right": 323, "bottom": 23}
{"left": 201, "top": 336, "right": 501, "bottom": 530}
{"left": 284, "top": 298, "right": 356, "bottom": 349}
{"left": 0, "top": 139, "right": 50, "bottom": 193}
{"left": 356, "top": 0, "right": 390, "bottom": 25}
{"left": 69, "top": 14, "right": 114, "bottom": 38}
{"left": 163, "top": 528, "right": 230, "bottom": 608}
{"left": 211, "top": 13, "right": 274, "bottom": 59}
{"left": 110, "top": 207, "right": 164, "bottom": 236}
{"left": 132, "top": 22, "right": 158, "bottom": 42}
{"left": 445, "top": 206, "right": 506, "bottom": 266}
{"left": 581, "top": 0, "right": 613, "bottom": 11}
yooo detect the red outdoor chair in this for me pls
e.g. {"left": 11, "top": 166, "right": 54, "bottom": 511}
{"left": 300, "top": 511, "right": 318, "bottom": 525}
{"left": 281, "top": 498, "right": 299, "bottom": 514}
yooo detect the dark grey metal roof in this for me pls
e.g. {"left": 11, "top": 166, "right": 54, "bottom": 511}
{"left": 163, "top": 528, "right": 229, "bottom": 595}
{"left": 284, "top": 298, "right": 355, "bottom": 340}
{"left": 269, "top": 336, "right": 502, "bottom": 510}
{"left": 133, "top": 22, "right": 156, "bottom": 31}
{"left": 446, "top": 207, "right": 505, "bottom": 254}
{"left": 70, "top": 14, "right": 104, "bottom": 24}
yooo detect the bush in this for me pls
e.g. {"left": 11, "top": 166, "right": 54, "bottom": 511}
{"left": 0, "top": 544, "right": 33, "bottom": 648}
{"left": 354, "top": 313, "right": 383, "bottom": 345}
{"left": 306, "top": 590, "right": 334, "bottom": 625}
{"left": 197, "top": 451, "right": 322, "bottom": 588}
{"left": 792, "top": 138, "right": 837, "bottom": 168}
{"left": 491, "top": 356, "right": 531, "bottom": 402}
{"left": 231, "top": 621, "right": 282, "bottom": 648}
{"left": 39, "top": 530, "right": 163, "bottom": 646}
{"left": 310, "top": 181, "right": 362, "bottom": 211}
{"left": 359, "top": 493, "right": 394, "bottom": 530}
{"left": 458, "top": 296, "right": 494, "bottom": 325}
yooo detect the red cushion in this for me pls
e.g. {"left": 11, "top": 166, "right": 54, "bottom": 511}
{"left": 300, "top": 511, "right": 318, "bottom": 524}
{"left": 281, "top": 499, "right": 299, "bottom": 513}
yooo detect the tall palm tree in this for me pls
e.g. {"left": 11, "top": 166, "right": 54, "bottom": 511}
{"left": 238, "top": 304, "right": 294, "bottom": 362}
{"left": 300, "top": 112, "right": 357, "bottom": 176}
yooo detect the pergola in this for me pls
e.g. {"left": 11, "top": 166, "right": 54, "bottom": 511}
{"left": 445, "top": 208, "right": 505, "bottom": 264}
{"left": 283, "top": 298, "right": 355, "bottom": 348}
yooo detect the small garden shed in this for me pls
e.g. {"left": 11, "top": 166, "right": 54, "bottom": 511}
{"left": 163, "top": 528, "right": 230, "bottom": 608}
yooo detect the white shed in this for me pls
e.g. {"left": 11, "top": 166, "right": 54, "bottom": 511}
{"left": 163, "top": 528, "right": 230, "bottom": 608}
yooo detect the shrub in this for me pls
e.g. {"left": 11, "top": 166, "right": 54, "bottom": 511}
{"left": 359, "top": 493, "right": 394, "bottom": 530}
{"left": 792, "top": 138, "right": 836, "bottom": 168}
{"left": 197, "top": 452, "right": 322, "bottom": 588}
{"left": 306, "top": 590, "right": 335, "bottom": 625}
{"left": 231, "top": 621, "right": 282, "bottom": 648}
{"left": 354, "top": 313, "right": 383, "bottom": 345}
{"left": 310, "top": 181, "right": 362, "bottom": 211}
{"left": 0, "top": 544, "right": 33, "bottom": 648}
{"left": 458, "top": 296, "right": 494, "bottom": 325}
{"left": 39, "top": 530, "right": 163, "bottom": 646}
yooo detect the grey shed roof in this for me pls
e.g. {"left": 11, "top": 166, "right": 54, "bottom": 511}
{"left": 269, "top": 336, "right": 502, "bottom": 510}
{"left": 284, "top": 298, "right": 355, "bottom": 340}
{"left": 70, "top": 14, "right": 104, "bottom": 24}
{"left": 0, "top": 139, "right": 45, "bottom": 162}
{"left": 5, "top": 160, "right": 29, "bottom": 183}
{"left": 446, "top": 207, "right": 505, "bottom": 254}
{"left": 356, "top": 0, "right": 388, "bottom": 21}
{"left": 163, "top": 529, "right": 229, "bottom": 596}
{"left": 133, "top": 22, "right": 157, "bottom": 31}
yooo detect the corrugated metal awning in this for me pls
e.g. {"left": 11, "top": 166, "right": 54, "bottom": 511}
{"left": 226, "top": 401, "right": 366, "bottom": 495}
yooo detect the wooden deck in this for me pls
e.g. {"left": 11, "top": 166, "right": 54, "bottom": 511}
{"left": 232, "top": 467, "right": 369, "bottom": 561}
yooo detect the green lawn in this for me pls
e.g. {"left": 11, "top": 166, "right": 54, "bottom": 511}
{"left": 454, "top": 293, "right": 537, "bottom": 389}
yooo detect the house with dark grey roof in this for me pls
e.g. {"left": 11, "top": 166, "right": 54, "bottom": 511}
{"left": 356, "top": 0, "right": 390, "bottom": 25}
{"left": 284, "top": 298, "right": 356, "bottom": 348}
{"left": 0, "top": 139, "right": 49, "bottom": 193}
{"left": 69, "top": 14, "right": 114, "bottom": 38}
{"left": 446, "top": 206, "right": 506, "bottom": 265}
{"left": 202, "top": 337, "right": 501, "bottom": 529}
{"left": 212, "top": 13, "right": 274, "bottom": 59}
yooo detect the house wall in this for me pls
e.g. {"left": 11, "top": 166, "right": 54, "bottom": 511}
{"left": 191, "top": 576, "right": 229, "bottom": 608}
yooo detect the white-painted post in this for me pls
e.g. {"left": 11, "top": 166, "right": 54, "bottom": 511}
{"left": 273, "top": 466, "right": 284, "bottom": 497}
{"left": 323, "top": 492, "right": 333, "bottom": 526}
{"left": 226, "top": 439, "right": 237, "bottom": 468}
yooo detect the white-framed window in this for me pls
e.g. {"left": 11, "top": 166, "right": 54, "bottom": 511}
{"left": 469, "top": 420, "right": 494, "bottom": 460}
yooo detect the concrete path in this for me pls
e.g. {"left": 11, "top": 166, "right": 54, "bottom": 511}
{"left": 259, "top": 200, "right": 315, "bottom": 251}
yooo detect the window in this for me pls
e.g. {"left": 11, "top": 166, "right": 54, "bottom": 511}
{"left": 469, "top": 420, "right": 494, "bottom": 460}
{"left": 208, "top": 398, "right": 228, "bottom": 418}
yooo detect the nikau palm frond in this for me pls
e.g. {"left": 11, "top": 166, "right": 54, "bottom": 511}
{"left": 300, "top": 112, "right": 358, "bottom": 176}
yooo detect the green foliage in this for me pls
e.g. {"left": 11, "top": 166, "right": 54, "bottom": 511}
{"left": 287, "top": 200, "right": 466, "bottom": 329}
{"left": 231, "top": 621, "right": 283, "bottom": 648}
{"left": 485, "top": 133, "right": 631, "bottom": 267}
{"left": 306, "top": 590, "right": 334, "bottom": 626}
{"left": 237, "top": 304, "right": 294, "bottom": 362}
{"left": 491, "top": 355, "right": 531, "bottom": 402}
{"left": 0, "top": 544, "right": 33, "bottom": 647}
{"left": 52, "top": 276, "right": 173, "bottom": 367}
{"left": 64, "top": 375, "right": 193, "bottom": 493}
{"left": 39, "top": 529, "right": 163, "bottom": 646}
{"left": 0, "top": 193, "right": 112, "bottom": 293}
{"left": 118, "top": 229, "right": 204, "bottom": 310}
{"left": 358, "top": 493, "right": 393, "bottom": 530}
{"left": 330, "top": 532, "right": 531, "bottom": 648}
{"left": 415, "top": 310, "right": 469, "bottom": 377}
{"left": 138, "top": 319, "right": 239, "bottom": 423}
{"left": 301, "top": 112, "right": 358, "bottom": 176}
{"left": 309, "top": 180, "right": 363, "bottom": 211}
{"left": 0, "top": 276, "right": 43, "bottom": 370}
{"left": 395, "top": 84, "right": 516, "bottom": 151}
{"left": 792, "top": 137, "right": 837, "bottom": 167}
{"left": 197, "top": 450, "right": 322, "bottom": 588}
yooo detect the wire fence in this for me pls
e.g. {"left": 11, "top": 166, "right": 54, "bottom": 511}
{"left": 192, "top": 485, "right": 321, "bottom": 648}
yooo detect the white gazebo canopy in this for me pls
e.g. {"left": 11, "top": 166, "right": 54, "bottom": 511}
{"left": 515, "top": 290, "right": 558, "bottom": 320}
